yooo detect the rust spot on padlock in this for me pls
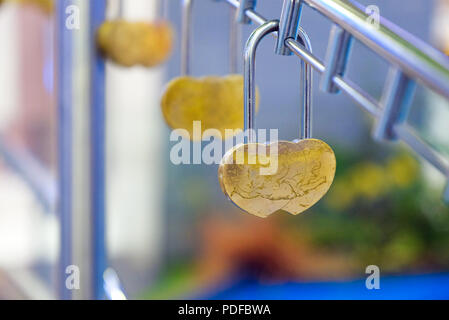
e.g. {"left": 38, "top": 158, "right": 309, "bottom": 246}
{"left": 97, "top": 20, "right": 174, "bottom": 67}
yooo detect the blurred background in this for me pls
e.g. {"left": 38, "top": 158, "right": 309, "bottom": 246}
{"left": 0, "top": 0, "right": 448, "bottom": 299}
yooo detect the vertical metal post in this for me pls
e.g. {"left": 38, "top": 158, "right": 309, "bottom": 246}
{"left": 237, "top": 0, "right": 258, "bottom": 24}
{"left": 374, "top": 67, "right": 416, "bottom": 141}
{"left": 320, "top": 24, "right": 353, "bottom": 94}
{"left": 181, "top": 0, "right": 193, "bottom": 76}
{"left": 57, "top": 0, "right": 74, "bottom": 301}
{"left": 296, "top": 28, "right": 313, "bottom": 140}
{"left": 229, "top": 4, "right": 241, "bottom": 74}
{"left": 89, "top": 0, "right": 107, "bottom": 300}
{"left": 444, "top": 183, "right": 449, "bottom": 205}
{"left": 71, "top": 0, "right": 94, "bottom": 300}
{"left": 276, "top": 0, "right": 302, "bottom": 56}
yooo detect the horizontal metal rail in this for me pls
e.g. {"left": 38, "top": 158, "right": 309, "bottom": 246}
{"left": 221, "top": 0, "right": 449, "bottom": 195}
{"left": 301, "top": 0, "right": 449, "bottom": 101}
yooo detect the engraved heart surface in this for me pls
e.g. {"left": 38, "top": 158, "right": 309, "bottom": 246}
{"left": 218, "top": 139, "right": 336, "bottom": 218}
{"left": 161, "top": 75, "right": 259, "bottom": 140}
{"left": 97, "top": 20, "right": 174, "bottom": 67}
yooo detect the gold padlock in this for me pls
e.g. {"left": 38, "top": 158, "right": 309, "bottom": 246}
{"left": 160, "top": 0, "right": 259, "bottom": 141}
{"left": 219, "top": 21, "right": 336, "bottom": 218}
{"left": 162, "top": 74, "right": 259, "bottom": 141}
{"left": 1, "top": 0, "right": 54, "bottom": 14}
{"left": 97, "top": 19, "right": 174, "bottom": 68}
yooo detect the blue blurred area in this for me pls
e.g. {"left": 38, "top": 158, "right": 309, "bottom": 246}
{"left": 202, "top": 273, "right": 449, "bottom": 300}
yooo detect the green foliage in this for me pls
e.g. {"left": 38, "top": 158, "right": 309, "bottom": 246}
{"left": 296, "top": 144, "right": 449, "bottom": 274}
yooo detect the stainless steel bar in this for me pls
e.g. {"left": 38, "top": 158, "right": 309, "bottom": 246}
{"left": 288, "top": 32, "right": 382, "bottom": 119}
{"left": 300, "top": 0, "right": 449, "bottom": 101}
{"left": 90, "top": 0, "right": 108, "bottom": 300}
{"left": 287, "top": 35, "right": 385, "bottom": 119}
{"left": 246, "top": 9, "right": 267, "bottom": 26}
{"left": 72, "top": 0, "right": 94, "bottom": 300}
{"left": 229, "top": 5, "right": 241, "bottom": 73}
{"left": 225, "top": 0, "right": 239, "bottom": 8}
{"left": 286, "top": 35, "right": 449, "bottom": 181}
{"left": 289, "top": 35, "right": 448, "bottom": 182}
{"left": 224, "top": 0, "right": 449, "bottom": 102}
{"left": 224, "top": 0, "right": 266, "bottom": 25}
{"left": 57, "top": 0, "right": 74, "bottom": 300}
{"left": 276, "top": 0, "right": 302, "bottom": 55}
{"left": 297, "top": 27, "right": 313, "bottom": 139}
{"left": 321, "top": 24, "right": 353, "bottom": 94}
{"left": 221, "top": 0, "right": 449, "bottom": 184}
{"left": 333, "top": 76, "right": 381, "bottom": 117}
{"left": 395, "top": 124, "right": 449, "bottom": 177}
{"left": 288, "top": 36, "right": 381, "bottom": 116}
{"left": 374, "top": 67, "right": 416, "bottom": 141}
{"left": 181, "top": 0, "right": 193, "bottom": 76}
{"left": 285, "top": 37, "right": 325, "bottom": 72}
{"left": 237, "top": 0, "right": 258, "bottom": 24}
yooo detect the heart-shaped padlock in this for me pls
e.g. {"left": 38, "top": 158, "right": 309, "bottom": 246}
{"left": 2, "top": 0, "right": 53, "bottom": 14}
{"left": 97, "top": 19, "right": 174, "bottom": 67}
{"left": 161, "top": 0, "right": 259, "bottom": 141}
{"left": 162, "top": 74, "right": 260, "bottom": 141}
{"left": 219, "top": 20, "right": 336, "bottom": 218}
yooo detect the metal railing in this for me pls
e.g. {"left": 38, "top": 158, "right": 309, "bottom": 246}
{"left": 2, "top": 0, "right": 449, "bottom": 301}
{"left": 218, "top": 0, "right": 449, "bottom": 201}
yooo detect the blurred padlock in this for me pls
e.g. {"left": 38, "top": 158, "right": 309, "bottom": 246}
{"left": 162, "top": 74, "right": 259, "bottom": 140}
{"left": 97, "top": 19, "right": 174, "bottom": 68}
{"left": 1, "top": 0, "right": 54, "bottom": 14}
{"left": 161, "top": 0, "right": 259, "bottom": 141}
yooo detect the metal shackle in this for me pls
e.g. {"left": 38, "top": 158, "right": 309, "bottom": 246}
{"left": 243, "top": 20, "right": 313, "bottom": 143}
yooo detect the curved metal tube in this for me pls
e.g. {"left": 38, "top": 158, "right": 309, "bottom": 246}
{"left": 229, "top": 5, "right": 242, "bottom": 74}
{"left": 244, "top": 20, "right": 279, "bottom": 143}
{"left": 297, "top": 26, "right": 313, "bottom": 139}
{"left": 181, "top": 0, "right": 193, "bottom": 76}
{"left": 244, "top": 20, "right": 314, "bottom": 142}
